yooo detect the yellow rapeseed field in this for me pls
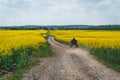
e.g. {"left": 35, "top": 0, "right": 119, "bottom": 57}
{"left": 0, "top": 30, "right": 46, "bottom": 56}
{"left": 51, "top": 30, "right": 120, "bottom": 49}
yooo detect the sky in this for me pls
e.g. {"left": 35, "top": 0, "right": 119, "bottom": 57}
{"left": 0, "top": 0, "right": 120, "bottom": 26}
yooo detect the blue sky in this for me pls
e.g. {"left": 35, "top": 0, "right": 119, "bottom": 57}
{"left": 0, "top": 0, "right": 120, "bottom": 26}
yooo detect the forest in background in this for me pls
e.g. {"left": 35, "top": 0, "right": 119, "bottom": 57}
{"left": 0, "top": 25, "right": 120, "bottom": 30}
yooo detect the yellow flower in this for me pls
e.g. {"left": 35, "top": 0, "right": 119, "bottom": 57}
{"left": 51, "top": 30, "right": 120, "bottom": 49}
{"left": 0, "top": 30, "right": 47, "bottom": 56}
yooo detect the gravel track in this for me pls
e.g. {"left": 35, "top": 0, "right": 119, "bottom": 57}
{"left": 22, "top": 37, "right": 120, "bottom": 80}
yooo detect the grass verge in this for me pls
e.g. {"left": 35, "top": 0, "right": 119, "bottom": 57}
{"left": 0, "top": 43, "right": 53, "bottom": 80}
{"left": 89, "top": 47, "right": 120, "bottom": 72}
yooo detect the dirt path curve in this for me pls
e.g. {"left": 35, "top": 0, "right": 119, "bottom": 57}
{"left": 22, "top": 37, "right": 120, "bottom": 80}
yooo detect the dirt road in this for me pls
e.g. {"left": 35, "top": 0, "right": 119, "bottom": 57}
{"left": 22, "top": 37, "right": 120, "bottom": 80}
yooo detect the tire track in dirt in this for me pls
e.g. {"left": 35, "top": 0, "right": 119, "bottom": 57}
{"left": 22, "top": 37, "right": 120, "bottom": 80}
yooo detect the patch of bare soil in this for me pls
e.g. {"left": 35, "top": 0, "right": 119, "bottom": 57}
{"left": 22, "top": 37, "right": 120, "bottom": 80}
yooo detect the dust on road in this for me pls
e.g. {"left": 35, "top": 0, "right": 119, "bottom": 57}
{"left": 22, "top": 37, "right": 120, "bottom": 80}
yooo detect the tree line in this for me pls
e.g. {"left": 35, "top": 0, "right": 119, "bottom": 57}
{"left": 0, "top": 25, "right": 120, "bottom": 30}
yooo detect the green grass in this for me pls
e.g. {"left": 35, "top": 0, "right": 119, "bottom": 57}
{"left": 89, "top": 47, "right": 120, "bottom": 72}
{"left": 7, "top": 68, "right": 25, "bottom": 80}
{"left": 6, "top": 56, "right": 41, "bottom": 80}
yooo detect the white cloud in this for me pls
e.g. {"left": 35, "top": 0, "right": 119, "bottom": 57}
{"left": 99, "top": 0, "right": 112, "bottom": 5}
{"left": 0, "top": 0, "right": 120, "bottom": 26}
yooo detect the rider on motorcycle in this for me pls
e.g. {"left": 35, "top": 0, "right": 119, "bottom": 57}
{"left": 69, "top": 38, "right": 78, "bottom": 48}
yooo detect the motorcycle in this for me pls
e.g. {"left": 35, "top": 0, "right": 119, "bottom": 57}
{"left": 69, "top": 43, "right": 78, "bottom": 48}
